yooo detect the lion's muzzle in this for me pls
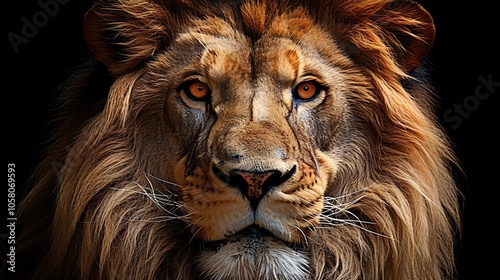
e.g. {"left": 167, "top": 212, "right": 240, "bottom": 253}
{"left": 212, "top": 166, "right": 296, "bottom": 209}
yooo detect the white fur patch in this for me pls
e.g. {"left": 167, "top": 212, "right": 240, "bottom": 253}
{"left": 196, "top": 235, "right": 309, "bottom": 280}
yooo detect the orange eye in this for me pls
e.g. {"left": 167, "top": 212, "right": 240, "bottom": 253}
{"left": 294, "top": 81, "right": 320, "bottom": 101}
{"left": 187, "top": 81, "right": 210, "bottom": 100}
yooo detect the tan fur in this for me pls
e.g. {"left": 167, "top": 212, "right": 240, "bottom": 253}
{"left": 14, "top": 0, "right": 460, "bottom": 279}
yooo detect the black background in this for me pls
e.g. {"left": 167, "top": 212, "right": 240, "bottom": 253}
{"left": 3, "top": 0, "right": 498, "bottom": 278}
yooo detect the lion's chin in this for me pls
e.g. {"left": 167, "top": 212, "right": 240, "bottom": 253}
{"left": 196, "top": 226, "right": 310, "bottom": 280}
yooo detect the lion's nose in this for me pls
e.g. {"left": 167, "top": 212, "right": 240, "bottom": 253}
{"left": 214, "top": 166, "right": 296, "bottom": 210}
{"left": 230, "top": 170, "right": 278, "bottom": 207}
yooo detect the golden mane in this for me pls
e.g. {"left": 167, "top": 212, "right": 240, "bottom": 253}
{"left": 12, "top": 0, "right": 460, "bottom": 279}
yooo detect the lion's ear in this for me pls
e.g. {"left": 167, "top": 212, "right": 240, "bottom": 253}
{"left": 83, "top": 8, "right": 118, "bottom": 72}
{"left": 82, "top": 1, "right": 180, "bottom": 77}
{"left": 326, "top": 0, "right": 435, "bottom": 73}
{"left": 374, "top": 0, "right": 435, "bottom": 72}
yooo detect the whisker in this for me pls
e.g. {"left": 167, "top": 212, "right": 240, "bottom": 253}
{"left": 324, "top": 187, "right": 369, "bottom": 203}
{"left": 138, "top": 180, "right": 172, "bottom": 214}
{"left": 294, "top": 223, "right": 310, "bottom": 246}
{"left": 320, "top": 191, "right": 390, "bottom": 239}
{"left": 146, "top": 173, "right": 183, "bottom": 189}
{"left": 109, "top": 176, "right": 188, "bottom": 224}
{"left": 125, "top": 214, "right": 190, "bottom": 223}
{"left": 316, "top": 220, "right": 389, "bottom": 239}
{"left": 188, "top": 217, "right": 206, "bottom": 245}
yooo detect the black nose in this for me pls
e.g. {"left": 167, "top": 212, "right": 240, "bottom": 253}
{"left": 213, "top": 166, "right": 296, "bottom": 209}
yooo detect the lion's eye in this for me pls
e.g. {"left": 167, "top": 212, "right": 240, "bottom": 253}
{"left": 293, "top": 81, "right": 321, "bottom": 101}
{"left": 184, "top": 80, "right": 211, "bottom": 101}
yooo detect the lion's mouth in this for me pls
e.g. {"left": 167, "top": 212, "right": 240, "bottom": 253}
{"left": 202, "top": 225, "right": 294, "bottom": 251}
{"left": 196, "top": 225, "right": 310, "bottom": 279}
{"left": 229, "top": 225, "right": 271, "bottom": 239}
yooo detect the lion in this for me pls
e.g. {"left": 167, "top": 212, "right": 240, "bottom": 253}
{"left": 12, "top": 0, "right": 461, "bottom": 279}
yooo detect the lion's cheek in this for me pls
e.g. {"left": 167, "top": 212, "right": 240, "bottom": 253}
{"left": 182, "top": 168, "right": 253, "bottom": 241}
{"left": 183, "top": 195, "right": 253, "bottom": 241}
{"left": 257, "top": 188, "right": 324, "bottom": 243}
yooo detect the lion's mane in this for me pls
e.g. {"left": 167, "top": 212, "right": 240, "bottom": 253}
{"left": 13, "top": 0, "right": 460, "bottom": 279}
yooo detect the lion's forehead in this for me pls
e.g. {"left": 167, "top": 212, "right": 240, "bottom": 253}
{"left": 178, "top": 35, "right": 297, "bottom": 80}
{"left": 174, "top": 16, "right": 336, "bottom": 88}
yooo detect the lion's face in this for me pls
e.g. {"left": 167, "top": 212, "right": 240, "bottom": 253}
{"left": 17, "top": 1, "right": 460, "bottom": 279}
{"left": 137, "top": 15, "right": 351, "bottom": 278}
